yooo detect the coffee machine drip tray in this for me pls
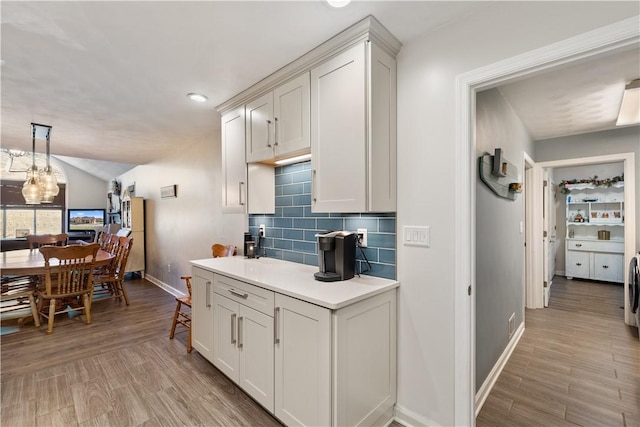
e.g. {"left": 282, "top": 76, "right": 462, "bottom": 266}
{"left": 314, "top": 271, "right": 343, "bottom": 282}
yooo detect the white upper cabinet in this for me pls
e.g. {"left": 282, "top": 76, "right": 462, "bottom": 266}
{"left": 221, "top": 107, "right": 247, "bottom": 213}
{"left": 245, "top": 92, "right": 274, "bottom": 163}
{"left": 217, "top": 16, "right": 401, "bottom": 214}
{"left": 246, "top": 73, "right": 310, "bottom": 163}
{"left": 273, "top": 73, "right": 310, "bottom": 158}
{"left": 311, "top": 40, "right": 397, "bottom": 213}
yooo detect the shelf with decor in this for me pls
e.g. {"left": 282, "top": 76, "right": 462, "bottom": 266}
{"left": 563, "top": 180, "right": 624, "bottom": 283}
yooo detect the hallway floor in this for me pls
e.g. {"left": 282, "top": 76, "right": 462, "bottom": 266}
{"left": 477, "top": 276, "right": 639, "bottom": 427}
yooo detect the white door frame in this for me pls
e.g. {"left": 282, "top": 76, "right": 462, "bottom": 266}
{"left": 534, "top": 154, "right": 636, "bottom": 323}
{"left": 524, "top": 154, "right": 535, "bottom": 309}
{"left": 454, "top": 17, "right": 639, "bottom": 426}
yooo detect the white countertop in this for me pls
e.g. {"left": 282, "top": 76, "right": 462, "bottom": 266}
{"left": 190, "top": 256, "right": 399, "bottom": 310}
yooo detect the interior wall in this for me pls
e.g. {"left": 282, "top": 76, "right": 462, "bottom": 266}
{"left": 395, "top": 3, "right": 638, "bottom": 425}
{"left": 536, "top": 126, "right": 640, "bottom": 248}
{"left": 552, "top": 162, "right": 625, "bottom": 275}
{"left": 58, "top": 160, "right": 108, "bottom": 210}
{"left": 474, "top": 88, "right": 531, "bottom": 392}
{"left": 115, "top": 118, "right": 243, "bottom": 295}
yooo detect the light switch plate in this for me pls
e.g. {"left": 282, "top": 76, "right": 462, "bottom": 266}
{"left": 403, "top": 226, "right": 430, "bottom": 248}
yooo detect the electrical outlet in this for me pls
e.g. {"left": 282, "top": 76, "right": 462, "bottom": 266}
{"left": 259, "top": 224, "right": 266, "bottom": 237}
{"left": 357, "top": 228, "right": 367, "bottom": 247}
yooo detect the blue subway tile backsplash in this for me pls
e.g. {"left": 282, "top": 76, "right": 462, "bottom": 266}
{"left": 249, "top": 161, "right": 396, "bottom": 280}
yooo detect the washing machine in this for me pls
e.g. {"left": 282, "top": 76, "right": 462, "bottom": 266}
{"left": 629, "top": 254, "right": 639, "bottom": 327}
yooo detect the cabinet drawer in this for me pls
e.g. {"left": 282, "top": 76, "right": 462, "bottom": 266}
{"left": 567, "top": 240, "right": 624, "bottom": 253}
{"left": 566, "top": 251, "right": 590, "bottom": 279}
{"left": 214, "top": 274, "right": 274, "bottom": 316}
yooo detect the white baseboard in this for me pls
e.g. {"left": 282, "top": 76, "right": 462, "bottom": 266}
{"left": 394, "top": 404, "right": 439, "bottom": 427}
{"left": 475, "top": 322, "right": 525, "bottom": 416}
{"left": 144, "top": 274, "right": 184, "bottom": 297}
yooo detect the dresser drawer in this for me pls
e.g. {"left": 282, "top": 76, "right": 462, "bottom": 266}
{"left": 213, "top": 273, "right": 275, "bottom": 316}
{"left": 567, "top": 239, "right": 624, "bottom": 253}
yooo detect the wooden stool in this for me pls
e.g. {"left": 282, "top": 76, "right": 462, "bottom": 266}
{"left": 169, "top": 276, "right": 192, "bottom": 352}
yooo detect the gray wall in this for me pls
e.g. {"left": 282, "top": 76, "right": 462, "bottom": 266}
{"left": 475, "top": 88, "right": 531, "bottom": 391}
{"left": 553, "top": 162, "right": 625, "bottom": 275}
{"left": 536, "top": 126, "right": 640, "bottom": 249}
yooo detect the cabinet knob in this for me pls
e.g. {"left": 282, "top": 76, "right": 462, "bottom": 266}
{"left": 602, "top": 265, "right": 609, "bottom": 269}
{"left": 576, "top": 263, "right": 582, "bottom": 266}
{"left": 575, "top": 244, "right": 582, "bottom": 247}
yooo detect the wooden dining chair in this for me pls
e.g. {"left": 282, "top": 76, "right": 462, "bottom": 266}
{"left": 36, "top": 243, "right": 99, "bottom": 334}
{"left": 170, "top": 242, "right": 236, "bottom": 352}
{"left": 169, "top": 275, "right": 193, "bottom": 353}
{"left": 27, "top": 233, "right": 68, "bottom": 249}
{"left": 211, "top": 243, "right": 237, "bottom": 258}
{"left": 1, "top": 276, "right": 41, "bottom": 327}
{"left": 92, "top": 237, "right": 133, "bottom": 305}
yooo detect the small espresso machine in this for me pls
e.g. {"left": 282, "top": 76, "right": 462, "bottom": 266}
{"left": 314, "top": 231, "right": 356, "bottom": 282}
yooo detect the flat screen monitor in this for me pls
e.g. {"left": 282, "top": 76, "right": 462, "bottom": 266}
{"left": 67, "top": 208, "right": 106, "bottom": 233}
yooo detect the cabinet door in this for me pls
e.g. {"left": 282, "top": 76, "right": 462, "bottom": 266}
{"left": 311, "top": 42, "right": 366, "bottom": 213}
{"left": 222, "top": 107, "right": 247, "bottom": 213}
{"left": 565, "top": 250, "right": 589, "bottom": 279}
{"left": 274, "top": 294, "right": 331, "bottom": 427}
{"left": 238, "top": 305, "right": 274, "bottom": 412}
{"left": 274, "top": 73, "right": 310, "bottom": 158}
{"left": 212, "top": 293, "right": 240, "bottom": 382}
{"left": 192, "top": 268, "right": 214, "bottom": 361}
{"left": 246, "top": 92, "right": 274, "bottom": 162}
{"left": 593, "top": 253, "right": 623, "bottom": 283}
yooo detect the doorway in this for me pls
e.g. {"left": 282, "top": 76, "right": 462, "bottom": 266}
{"left": 454, "top": 17, "right": 639, "bottom": 426}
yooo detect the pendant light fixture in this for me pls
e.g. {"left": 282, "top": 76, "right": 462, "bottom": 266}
{"left": 21, "top": 123, "right": 59, "bottom": 205}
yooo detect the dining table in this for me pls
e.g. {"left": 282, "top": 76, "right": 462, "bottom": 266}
{"left": 0, "top": 247, "right": 115, "bottom": 276}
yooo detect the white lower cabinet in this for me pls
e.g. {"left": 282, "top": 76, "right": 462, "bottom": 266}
{"left": 193, "top": 268, "right": 397, "bottom": 426}
{"left": 191, "top": 267, "right": 214, "bottom": 360}
{"left": 592, "top": 252, "right": 623, "bottom": 282}
{"left": 565, "top": 239, "right": 624, "bottom": 283}
{"left": 274, "top": 294, "right": 331, "bottom": 427}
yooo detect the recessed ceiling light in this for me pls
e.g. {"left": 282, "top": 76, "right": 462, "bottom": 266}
{"left": 187, "top": 93, "right": 208, "bottom": 102}
{"left": 327, "top": 0, "right": 351, "bottom": 8}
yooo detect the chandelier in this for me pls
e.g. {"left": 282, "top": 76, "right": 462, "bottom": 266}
{"left": 22, "top": 123, "right": 60, "bottom": 204}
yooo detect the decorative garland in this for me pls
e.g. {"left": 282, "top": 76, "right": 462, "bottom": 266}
{"left": 558, "top": 174, "right": 624, "bottom": 194}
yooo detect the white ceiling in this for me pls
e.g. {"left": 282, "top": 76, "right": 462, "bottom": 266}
{"left": 1, "top": 1, "right": 638, "bottom": 182}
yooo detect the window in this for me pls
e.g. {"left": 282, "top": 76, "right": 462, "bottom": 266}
{"left": 1, "top": 180, "right": 66, "bottom": 238}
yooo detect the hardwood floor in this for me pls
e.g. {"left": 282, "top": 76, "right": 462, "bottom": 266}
{"left": 1, "top": 279, "right": 283, "bottom": 426}
{"left": 477, "top": 276, "right": 640, "bottom": 427}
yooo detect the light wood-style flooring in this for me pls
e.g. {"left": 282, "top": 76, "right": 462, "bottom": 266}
{"left": 1, "top": 278, "right": 283, "bottom": 426}
{"left": 477, "top": 276, "right": 640, "bottom": 427}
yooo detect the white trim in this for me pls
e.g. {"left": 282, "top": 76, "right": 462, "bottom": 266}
{"left": 535, "top": 152, "right": 636, "bottom": 325}
{"left": 524, "top": 154, "right": 535, "bottom": 310}
{"left": 144, "top": 274, "right": 185, "bottom": 297}
{"left": 474, "top": 322, "right": 525, "bottom": 417}
{"left": 455, "top": 16, "right": 639, "bottom": 426}
{"left": 394, "top": 404, "right": 440, "bottom": 427}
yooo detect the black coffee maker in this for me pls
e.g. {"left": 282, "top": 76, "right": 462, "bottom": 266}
{"left": 314, "top": 231, "right": 356, "bottom": 282}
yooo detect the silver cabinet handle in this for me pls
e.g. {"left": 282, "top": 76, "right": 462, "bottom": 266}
{"left": 575, "top": 244, "right": 582, "bottom": 247}
{"left": 312, "top": 170, "right": 317, "bottom": 202}
{"left": 239, "top": 181, "right": 245, "bottom": 206}
{"left": 266, "top": 120, "right": 272, "bottom": 148}
{"left": 274, "top": 117, "right": 279, "bottom": 146}
{"left": 238, "top": 316, "right": 244, "bottom": 348}
{"left": 274, "top": 307, "right": 280, "bottom": 344}
{"left": 231, "top": 313, "right": 237, "bottom": 344}
{"left": 205, "top": 281, "right": 211, "bottom": 308}
{"left": 228, "top": 289, "right": 248, "bottom": 299}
